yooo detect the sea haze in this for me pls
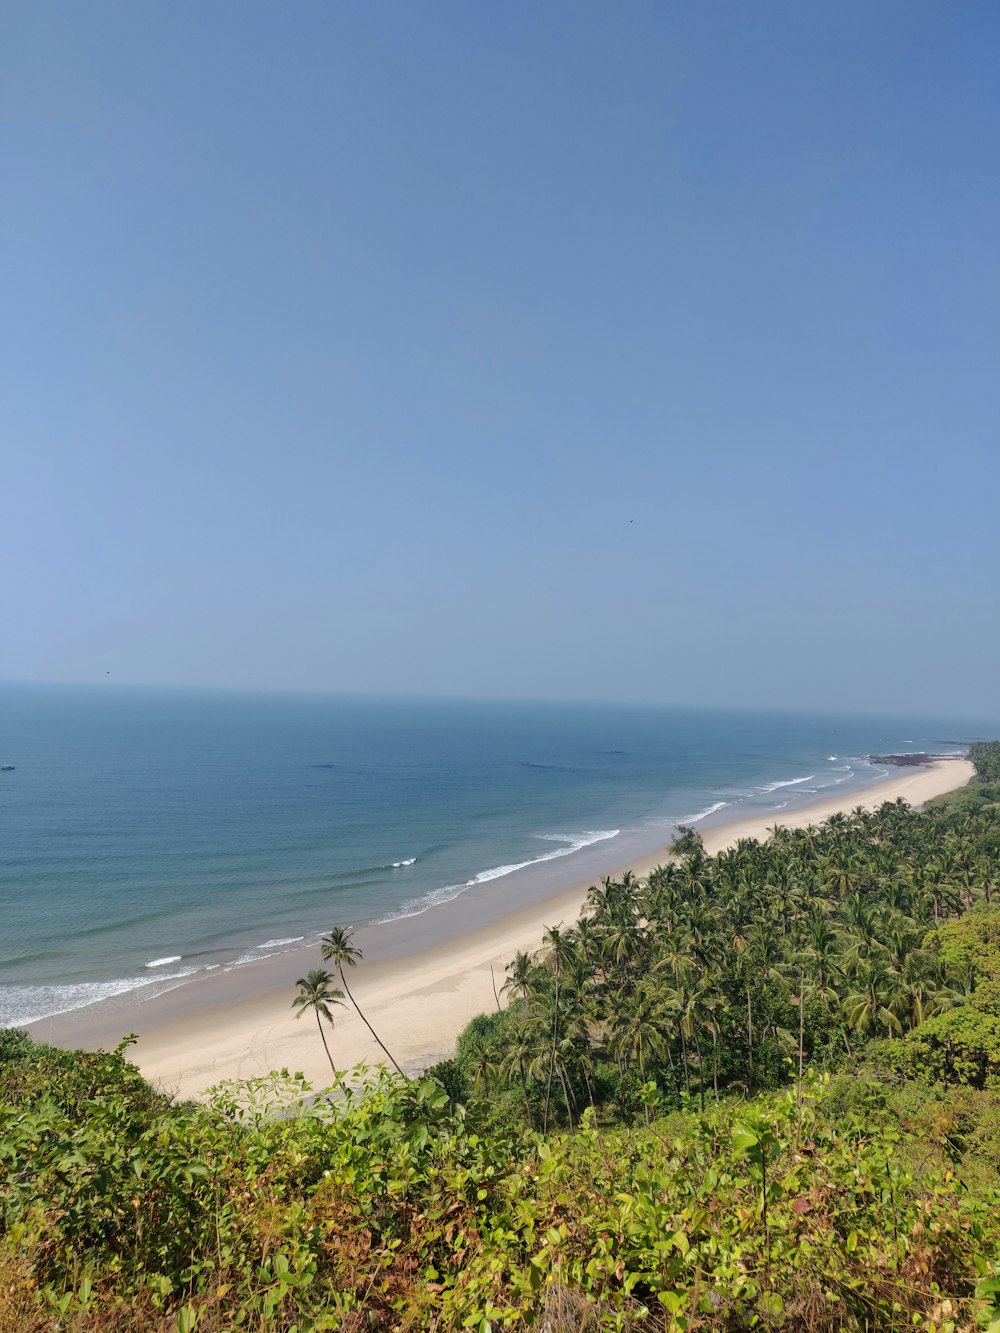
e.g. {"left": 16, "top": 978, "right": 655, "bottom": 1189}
{"left": 0, "top": 684, "right": 990, "bottom": 1027}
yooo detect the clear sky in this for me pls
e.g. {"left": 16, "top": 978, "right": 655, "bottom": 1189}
{"left": 3, "top": 2, "right": 998, "bottom": 714}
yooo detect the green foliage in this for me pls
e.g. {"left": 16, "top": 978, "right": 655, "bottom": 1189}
{"left": 895, "top": 1007, "right": 1000, "bottom": 1090}
{"left": 3, "top": 1035, "right": 998, "bottom": 1330}
{"left": 928, "top": 781, "right": 1000, "bottom": 814}
{"left": 7, "top": 751, "right": 1000, "bottom": 1328}
{"left": 865, "top": 910, "right": 1000, "bottom": 1092}
{"left": 969, "top": 741, "right": 1000, "bottom": 784}
{"left": 455, "top": 784, "right": 1000, "bottom": 1131}
{"left": 934, "top": 908, "right": 1000, "bottom": 986}
{"left": 668, "top": 824, "right": 705, "bottom": 858}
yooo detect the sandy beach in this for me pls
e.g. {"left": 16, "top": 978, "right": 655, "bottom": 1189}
{"left": 30, "top": 757, "right": 973, "bottom": 1099}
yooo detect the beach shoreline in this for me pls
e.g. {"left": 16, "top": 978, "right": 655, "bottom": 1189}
{"left": 30, "top": 756, "right": 974, "bottom": 1098}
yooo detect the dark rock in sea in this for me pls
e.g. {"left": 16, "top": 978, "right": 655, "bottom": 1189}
{"left": 867, "top": 753, "right": 956, "bottom": 767}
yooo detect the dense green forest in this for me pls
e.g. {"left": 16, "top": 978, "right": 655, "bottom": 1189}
{"left": 434, "top": 750, "right": 1000, "bottom": 1129}
{"left": 3, "top": 744, "right": 1000, "bottom": 1331}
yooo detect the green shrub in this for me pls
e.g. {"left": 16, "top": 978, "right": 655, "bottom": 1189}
{"left": 3, "top": 1033, "right": 999, "bottom": 1331}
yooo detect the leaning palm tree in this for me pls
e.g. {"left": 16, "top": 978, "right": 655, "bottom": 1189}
{"left": 320, "top": 926, "right": 407, "bottom": 1078}
{"left": 291, "top": 969, "right": 344, "bottom": 1076}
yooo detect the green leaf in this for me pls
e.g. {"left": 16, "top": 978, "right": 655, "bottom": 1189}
{"left": 732, "top": 1126, "right": 759, "bottom": 1153}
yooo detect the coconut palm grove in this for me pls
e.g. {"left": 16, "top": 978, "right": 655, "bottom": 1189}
{"left": 4, "top": 743, "right": 1000, "bottom": 1330}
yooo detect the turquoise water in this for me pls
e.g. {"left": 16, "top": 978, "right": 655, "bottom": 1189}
{"left": 0, "top": 684, "right": 992, "bottom": 1027}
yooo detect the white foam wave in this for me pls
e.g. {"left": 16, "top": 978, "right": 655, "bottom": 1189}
{"left": 380, "top": 829, "right": 620, "bottom": 923}
{"left": 758, "top": 774, "right": 815, "bottom": 793}
{"left": 379, "top": 884, "right": 463, "bottom": 919}
{"left": 391, "top": 858, "right": 416, "bottom": 868}
{"left": 1, "top": 969, "right": 197, "bottom": 1027}
{"left": 679, "top": 801, "right": 728, "bottom": 824}
{"left": 230, "top": 936, "right": 308, "bottom": 964}
{"left": 533, "top": 828, "right": 621, "bottom": 854}
{"left": 145, "top": 955, "right": 182, "bottom": 968}
{"left": 811, "top": 765, "right": 856, "bottom": 790}
{"left": 827, "top": 755, "right": 838, "bottom": 761}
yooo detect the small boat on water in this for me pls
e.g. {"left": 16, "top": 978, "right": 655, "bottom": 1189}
{"left": 1, "top": 764, "right": 14, "bottom": 772}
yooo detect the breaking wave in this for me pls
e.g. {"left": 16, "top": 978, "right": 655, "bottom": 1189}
{"left": 1, "top": 969, "right": 196, "bottom": 1028}
{"left": 679, "top": 801, "right": 729, "bottom": 824}
{"left": 758, "top": 775, "right": 816, "bottom": 793}
{"left": 379, "top": 829, "right": 620, "bottom": 923}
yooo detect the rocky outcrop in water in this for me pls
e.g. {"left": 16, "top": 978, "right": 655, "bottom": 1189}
{"left": 866, "top": 752, "right": 961, "bottom": 767}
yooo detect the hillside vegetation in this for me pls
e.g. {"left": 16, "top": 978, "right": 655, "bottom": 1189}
{"left": 3, "top": 744, "right": 1000, "bottom": 1331}
{"left": 435, "top": 748, "right": 1000, "bottom": 1128}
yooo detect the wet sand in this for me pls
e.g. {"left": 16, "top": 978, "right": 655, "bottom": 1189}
{"left": 30, "top": 757, "right": 973, "bottom": 1098}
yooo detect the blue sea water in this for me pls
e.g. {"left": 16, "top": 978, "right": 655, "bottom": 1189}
{"left": 0, "top": 683, "right": 993, "bottom": 1028}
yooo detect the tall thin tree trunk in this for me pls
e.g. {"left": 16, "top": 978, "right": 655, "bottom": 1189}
{"left": 518, "top": 1055, "right": 534, "bottom": 1126}
{"left": 316, "top": 1011, "right": 335, "bottom": 1074}
{"left": 761, "top": 1150, "right": 770, "bottom": 1283}
{"left": 339, "top": 971, "right": 407, "bottom": 1079}
{"left": 543, "top": 965, "right": 560, "bottom": 1133}
{"left": 556, "top": 1060, "right": 575, "bottom": 1132}
{"left": 711, "top": 1026, "right": 719, "bottom": 1105}
{"left": 566, "top": 1066, "right": 580, "bottom": 1116}
{"left": 582, "top": 1060, "right": 596, "bottom": 1114}
{"left": 746, "top": 984, "right": 754, "bottom": 1092}
{"left": 692, "top": 1025, "right": 706, "bottom": 1113}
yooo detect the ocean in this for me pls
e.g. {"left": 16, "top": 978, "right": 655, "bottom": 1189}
{"left": 0, "top": 683, "right": 992, "bottom": 1029}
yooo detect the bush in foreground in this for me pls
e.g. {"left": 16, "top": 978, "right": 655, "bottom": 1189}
{"left": 3, "top": 1031, "right": 1000, "bottom": 1331}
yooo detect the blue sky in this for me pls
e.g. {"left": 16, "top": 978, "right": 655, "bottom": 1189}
{"left": 2, "top": 2, "right": 998, "bottom": 713}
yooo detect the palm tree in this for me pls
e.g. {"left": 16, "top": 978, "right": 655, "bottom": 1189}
{"left": 502, "top": 950, "right": 539, "bottom": 1003}
{"left": 572, "top": 917, "right": 604, "bottom": 972}
{"left": 431, "top": 751, "right": 1000, "bottom": 1122}
{"left": 540, "top": 924, "right": 575, "bottom": 1131}
{"left": 320, "top": 926, "right": 407, "bottom": 1078}
{"left": 498, "top": 1018, "right": 542, "bottom": 1124}
{"left": 611, "top": 982, "right": 669, "bottom": 1123}
{"left": 558, "top": 983, "right": 599, "bottom": 1113}
{"left": 291, "top": 969, "right": 344, "bottom": 1077}
{"left": 464, "top": 1029, "right": 500, "bottom": 1098}
{"left": 842, "top": 960, "right": 904, "bottom": 1039}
